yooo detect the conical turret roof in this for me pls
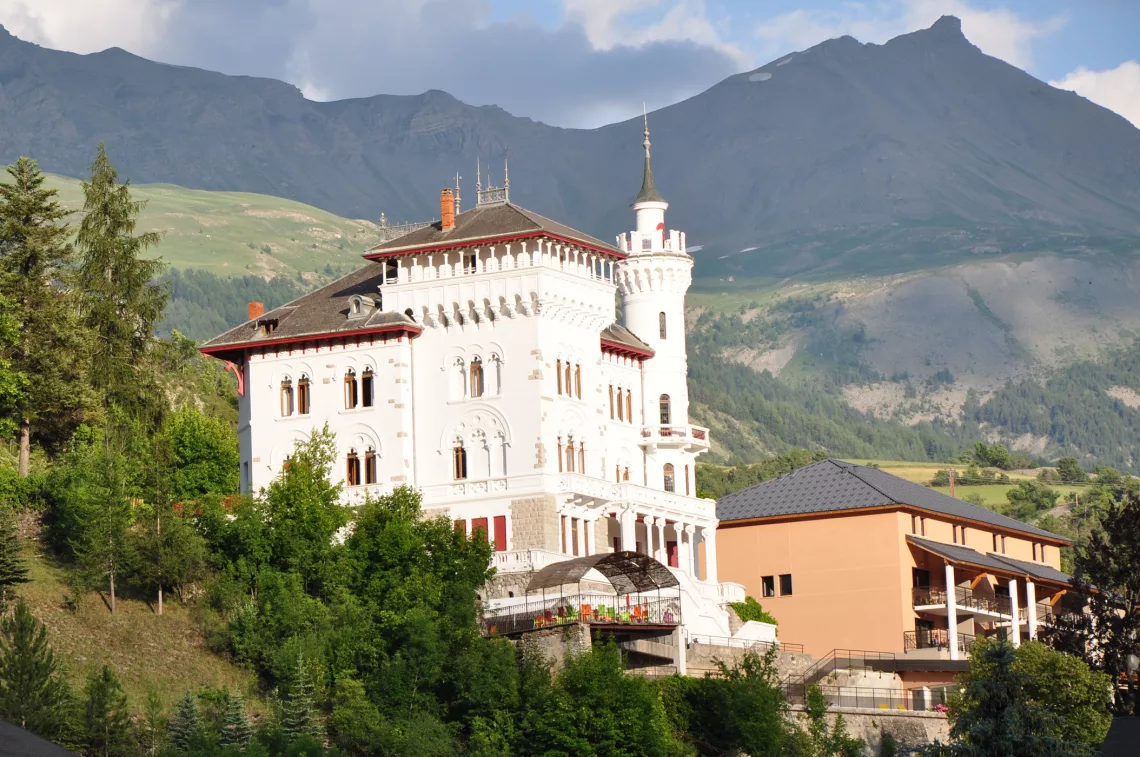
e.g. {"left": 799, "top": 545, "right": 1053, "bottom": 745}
{"left": 634, "top": 118, "right": 665, "bottom": 204}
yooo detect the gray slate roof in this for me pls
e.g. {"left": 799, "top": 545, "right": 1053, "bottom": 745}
{"left": 988, "top": 552, "right": 1073, "bottom": 585}
{"left": 601, "top": 323, "right": 653, "bottom": 355}
{"left": 200, "top": 263, "right": 417, "bottom": 353}
{"left": 906, "top": 536, "right": 1073, "bottom": 585}
{"left": 367, "top": 202, "right": 622, "bottom": 256}
{"left": 716, "top": 458, "right": 1066, "bottom": 542}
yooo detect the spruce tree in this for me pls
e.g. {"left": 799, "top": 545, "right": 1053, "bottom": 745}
{"left": 75, "top": 144, "right": 168, "bottom": 425}
{"left": 0, "top": 504, "right": 28, "bottom": 610}
{"left": 82, "top": 665, "right": 134, "bottom": 757}
{"left": 0, "top": 157, "right": 91, "bottom": 475}
{"left": 282, "top": 652, "right": 321, "bottom": 741}
{"left": 219, "top": 689, "right": 253, "bottom": 749}
{"left": 167, "top": 689, "right": 202, "bottom": 751}
{"left": 71, "top": 434, "right": 135, "bottom": 613}
{"left": 0, "top": 601, "right": 71, "bottom": 739}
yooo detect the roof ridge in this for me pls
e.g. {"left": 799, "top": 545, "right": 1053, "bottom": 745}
{"left": 841, "top": 462, "right": 903, "bottom": 505}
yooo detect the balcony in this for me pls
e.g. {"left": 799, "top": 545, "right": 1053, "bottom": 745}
{"left": 904, "top": 630, "right": 976, "bottom": 655}
{"left": 639, "top": 424, "right": 710, "bottom": 452}
{"left": 490, "top": 549, "right": 565, "bottom": 574}
{"left": 556, "top": 473, "right": 715, "bottom": 518}
{"left": 912, "top": 586, "right": 1013, "bottom": 619}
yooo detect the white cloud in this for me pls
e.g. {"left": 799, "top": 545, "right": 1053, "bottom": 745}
{"left": 1050, "top": 61, "right": 1140, "bottom": 129}
{"left": 0, "top": 0, "right": 173, "bottom": 56}
{"left": 754, "top": 0, "right": 1065, "bottom": 72}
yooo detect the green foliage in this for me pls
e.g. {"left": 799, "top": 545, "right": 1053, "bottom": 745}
{"left": 129, "top": 503, "right": 207, "bottom": 606}
{"left": 0, "top": 503, "right": 28, "bottom": 609}
{"left": 971, "top": 442, "right": 1012, "bottom": 470}
{"left": 879, "top": 729, "right": 897, "bottom": 757}
{"left": 516, "top": 639, "right": 681, "bottom": 757}
{"left": 168, "top": 690, "right": 204, "bottom": 751}
{"left": 1094, "top": 465, "right": 1123, "bottom": 484}
{"left": 799, "top": 685, "right": 864, "bottom": 757}
{"left": 164, "top": 408, "right": 240, "bottom": 501}
{"left": 82, "top": 665, "right": 134, "bottom": 757}
{"left": 696, "top": 449, "right": 828, "bottom": 499}
{"left": 280, "top": 653, "right": 321, "bottom": 742}
{"left": 1001, "top": 481, "right": 1059, "bottom": 522}
{"left": 1055, "top": 457, "right": 1088, "bottom": 483}
{"left": 0, "top": 601, "right": 72, "bottom": 740}
{"left": 0, "top": 157, "right": 91, "bottom": 465}
{"left": 660, "top": 648, "right": 790, "bottom": 757}
{"left": 76, "top": 143, "right": 169, "bottom": 426}
{"left": 930, "top": 639, "right": 1096, "bottom": 757}
{"left": 219, "top": 689, "right": 253, "bottom": 749}
{"left": 729, "top": 596, "right": 778, "bottom": 626}
{"left": 1011, "top": 641, "right": 1112, "bottom": 748}
{"left": 1042, "top": 488, "right": 1140, "bottom": 715}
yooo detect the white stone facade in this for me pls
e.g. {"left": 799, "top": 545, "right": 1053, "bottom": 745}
{"left": 222, "top": 151, "right": 730, "bottom": 638}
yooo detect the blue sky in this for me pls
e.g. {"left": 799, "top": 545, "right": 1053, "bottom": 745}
{"left": 2, "top": 0, "right": 1137, "bottom": 128}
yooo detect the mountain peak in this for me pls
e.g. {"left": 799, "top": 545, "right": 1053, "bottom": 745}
{"left": 928, "top": 15, "right": 964, "bottom": 37}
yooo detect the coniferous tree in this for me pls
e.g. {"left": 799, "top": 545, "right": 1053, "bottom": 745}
{"left": 281, "top": 652, "right": 321, "bottom": 741}
{"left": 219, "top": 689, "right": 253, "bottom": 749}
{"left": 167, "top": 689, "right": 203, "bottom": 752}
{"left": 75, "top": 144, "right": 168, "bottom": 426}
{"left": 138, "top": 687, "right": 166, "bottom": 756}
{"left": 0, "top": 157, "right": 90, "bottom": 474}
{"left": 82, "top": 665, "right": 134, "bottom": 757}
{"left": 70, "top": 434, "right": 136, "bottom": 613}
{"left": 0, "top": 504, "right": 29, "bottom": 610}
{"left": 0, "top": 601, "right": 72, "bottom": 739}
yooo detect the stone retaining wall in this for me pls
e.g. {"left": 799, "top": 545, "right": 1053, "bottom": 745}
{"left": 789, "top": 705, "right": 949, "bottom": 755}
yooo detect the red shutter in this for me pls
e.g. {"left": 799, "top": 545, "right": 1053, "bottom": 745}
{"left": 454, "top": 519, "right": 466, "bottom": 536}
{"left": 472, "top": 517, "right": 489, "bottom": 542}
{"left": 493, "top": 516, "right": 507, "bottom": 552}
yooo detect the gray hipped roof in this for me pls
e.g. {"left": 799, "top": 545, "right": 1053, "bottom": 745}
{"left": 366, "top": 202, "right": 622, "bottom": 256}
{"left": 906, "top": 536, "right": 1073, "bottom": 585}
{"left": 716, "top": 459, "right": 1067, "bottom": 542}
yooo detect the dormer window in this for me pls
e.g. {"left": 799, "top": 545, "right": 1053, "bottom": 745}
{"left": 348, "top": 295, "right": 376, "bottom": 319}
{"left": 258, "top": 318, "right": 279, "bottom": 337}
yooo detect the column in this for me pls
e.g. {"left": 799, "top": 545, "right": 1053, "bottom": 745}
{"left": 684, "top": 525, "right": 696, "bottom": 576}
{"left": 1026, "top": 580, "right": 1037, "bottom": 640}
{"left": 673, "top": 626, "right": 687, "bottom": 675}
{"left": 945, "top": 564, "right": 959, "bottom": 661}
{"left": 703, "top": 524, "right": 718, "bottom": 584}
{"left": 620, "top": 507, "right": 636, "bottom": 553}
{"left": 655, "top": 517, "right": 667, "bottom": 563}
{"left": 1009, "top": 578, "right": 1021, "bottom": 648}
{"left": 584, "top": 518, "right": 595, "bottom": 557}
{"left": 562, "top": 514, "right": 572, "bottom": 556}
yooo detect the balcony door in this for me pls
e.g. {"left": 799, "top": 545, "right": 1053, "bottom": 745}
{"left": 915, "top": 619, "right": 936, "bottom": 648}
{"left": 912, "top": 568, "right": 931, "bottom": 588}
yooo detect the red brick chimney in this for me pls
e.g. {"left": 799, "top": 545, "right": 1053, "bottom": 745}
{"left": 248, "top": 301, "right": 265, "bottom": 321}
{"left": 440, "top": 188, "right": 455, "bottom": 231}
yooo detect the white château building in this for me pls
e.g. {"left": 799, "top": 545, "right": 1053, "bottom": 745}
{"left": 201, "top": 124, "right": 735, "bottom": 638}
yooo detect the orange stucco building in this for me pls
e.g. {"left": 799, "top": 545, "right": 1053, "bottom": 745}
{"left": 716, "top": 459, "right": 1075, "bottom": 663}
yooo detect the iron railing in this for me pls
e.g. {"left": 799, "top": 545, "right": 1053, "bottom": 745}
{"left": 912, "top": 586, "right": 1012, "bottom": 616}
{"left": 792, "top": 649, "right": 897, "bottom": 687}
{"left": 784, "top": 684, "right": 912, "bottom": 711}
{"left": 903, "top": 630, "right": 976, "bottom": 654}
{"left": 480, "top": 592, "right": 681, "bottom": 637}
{"left": 689, "top": 635, "right": 805, "bottom": 654}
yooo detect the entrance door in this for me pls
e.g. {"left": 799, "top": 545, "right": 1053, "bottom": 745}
{"left": 666, "top": 541, "right": 678, "bottom": 568}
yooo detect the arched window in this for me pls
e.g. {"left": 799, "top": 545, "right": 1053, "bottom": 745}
{"left": 684, "top": 464, "right": 690, "bottom": 496}
{"left": 626, "top": 389, "right": 633, "bottom": 424}
{"left": 297, "top": 375, "right": 311, "bottom": 415}
{"left": 470, "top": 356, "right": 484, "bottom": 398}
{"left": 280, "top": 376, "right": 294, "bottom": 417}
{"left": 608, "top": 385, "right": 615, "bottom": 419}
{"left": 578, "top": 442, "right": 585, "bottom": 473}
{"left": 564, "top": 362, "right": 572, "bottom": 396}
{"left": 556, "top": 359, "right": 563, "bottom": 395}
{"left": 663, "top": 463, "right": 675, "bottom": 493}
{"left": 574, "top": 364, "right": 582, "bottom": 398}
{"left": 453, "top": 443, "right": 468, "bottom": 480}
{"left": 344, "top": 368, "right": 358, "bottom": 409}
{"left": 659, "top": 394, "right": 671, "bottom": 425}
{"left": 346, "top": 449, "right": 361, "bottom": 486}
{"left": 616, "top": 387, "right": 624, "bottom": 421}
{"left": 557, "top": 437, "right": 564, "bottom": 473}
{"left": 361, "top": 368, "right": 374, "bottom": 407}
{"left": 565, "top": 439, "right": 575, "bottom": 473}
{"left": 659, "top": 311, "right": 667, "bottom": 339}
{"left": 365, "top": 447, "right": 377, "bottom": 485}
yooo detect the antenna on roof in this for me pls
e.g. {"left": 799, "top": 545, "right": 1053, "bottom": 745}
{"left": 476, "top": 156, "right": 482, "bottom": 192}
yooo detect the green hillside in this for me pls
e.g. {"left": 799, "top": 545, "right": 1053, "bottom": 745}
{"left": 43, "top": 173, "right": 375, "bottom": 279}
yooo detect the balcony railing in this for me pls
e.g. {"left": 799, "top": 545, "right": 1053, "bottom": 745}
{"left": 912, "top": 586, "right": 1013, "bottom": 616}
{"left": 784, "top": 684, "right": 912, "bottom": 711}
{"left": 480, "top": 592, "right": 681, "bottom": 637}
{"left": 904, "top": 630, "right": 976, "bottom": 654}
{"left": 639, "top": 424, "right": 711, "bottom": 449}
{"left": 490, "top": 549, "right": 564, "bottom": 574}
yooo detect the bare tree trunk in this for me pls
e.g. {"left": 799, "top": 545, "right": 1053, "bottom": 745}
{"left": 18, "top": 419, "right": 30, "bottom": 477}
{"left": 156, "top": 512, "right": 163, "bottom": 616}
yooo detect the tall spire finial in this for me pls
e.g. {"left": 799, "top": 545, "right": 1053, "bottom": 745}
{"left": 504, "top": 150, "right": 509, "bottom": 190}
{"left": 476, "top": 156, "right": 482, "bottom": 192}
{"left": 634, "top": 103, "right": 664, "bottom": 205}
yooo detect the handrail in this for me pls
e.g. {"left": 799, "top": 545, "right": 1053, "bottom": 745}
{"left": 903, "top": 630, "right": 976, "bottom": 654}
{"left": 791, "top": 648, "right": 897, "bottom": 686}
{"left": 783, "top": 683, "right": 916, "bottom": 711}
{"left": 912, "top": 586, "right": 1013, "bottom": 616}
{"left": 690, "top": 635, "right": 805, "bottom": 655}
